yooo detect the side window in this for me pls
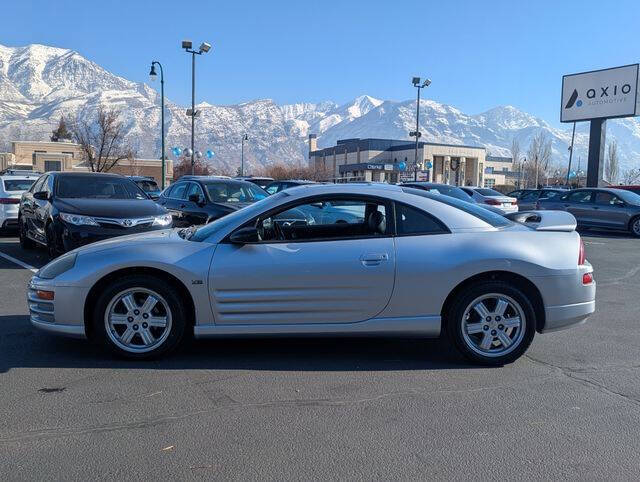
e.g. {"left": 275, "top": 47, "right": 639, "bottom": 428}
{"left": 43, "top": 175, "right": 54, "bottom": 195}
{"left": 567, "top": 191, "right": 593, "bottom": 203}
{"left": 171, "top": 182, "right": 188, "bottom": 200}
{"left": 163, "top": 185, "right": 174, "bottom": 197}
{"left": 31, "top": 176, "right": 46, "bottom": 193}
{"left": 266, "top": 183, "right": 279, "bottom": 195}
{"left": 186, "top": 182, "right": 205, "bottom": 201}
{"left": 254, "top": 197, "right": 389, "bottom": 242}
{"left": 595, "top": 192, "right": 624, "bottom": 206}
{"left": 395, "top": 203, "right": 448, "bottom": 235}
{"left": 520, "top": 191, "right": 539, "bottom": 201}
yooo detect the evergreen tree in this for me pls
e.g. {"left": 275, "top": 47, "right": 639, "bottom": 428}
{"left": 51, "top": 117, "right": 71, "bottom": 142}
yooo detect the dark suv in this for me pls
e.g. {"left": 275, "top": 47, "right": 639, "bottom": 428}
{"left": 129, "top": 176, "right": 162, "bottom": 200}
{"left": 19, "top": 172, "right": 173, "bottom": 257}
{"left": 157, "top": 177, "right": 268, "bottom": 227}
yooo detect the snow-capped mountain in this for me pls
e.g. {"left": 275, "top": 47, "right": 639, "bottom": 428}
{"left": 1, "top": 43, "right": 639, "bottom": 174}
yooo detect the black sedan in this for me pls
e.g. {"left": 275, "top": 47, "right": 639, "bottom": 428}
{"left": 19, "top": 172, "right": 173, "bottom": 257}
{"left": 157, "top": 177, "right": 268, "bottom": 227}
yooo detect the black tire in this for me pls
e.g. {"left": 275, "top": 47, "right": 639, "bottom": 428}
{"left": 45, "top": 223, "right": 60, "bottom": 259}
{"left": 92, "top": 275, "right": 187, "bottom": 360}
{"left": 445, "top": 281, "right": 536, "bottom": 366}
{"left": 19, "top": 217, "right": 35, "bottom": 249}
{"left": 629, "top": 216, "right": 640, "bottom": 238}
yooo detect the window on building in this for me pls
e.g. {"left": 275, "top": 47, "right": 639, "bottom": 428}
{"left": 44, "top": 160, "right": 61, "bottom": 172}
{"left": 484, "top": 178, "right": 496, "bottom": 188}
{"left": 62, "top": 151, "right": 75, "bottom": 158}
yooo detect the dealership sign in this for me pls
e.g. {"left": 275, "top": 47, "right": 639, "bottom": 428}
{"left": 561, "top": 64, "right": 638, "bottom": 122}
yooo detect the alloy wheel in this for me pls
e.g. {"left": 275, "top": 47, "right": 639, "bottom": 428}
{"left": 104, "top": 287, "right": 173, "bottom": 354}
{"left": 461, "top": 293, "right": 526, "bottom": 358}
{"left": 632, "top": 219, "right": 640, "bottom": 236}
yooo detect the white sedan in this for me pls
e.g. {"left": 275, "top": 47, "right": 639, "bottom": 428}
{"left": 461, "top": 187, "right": 519, "bottom": 214}
{"left": 28, "top": 183, "right": 595, "bottom": 365}
{"left": 0, "top": 173, "right": 38, "bottom": 231}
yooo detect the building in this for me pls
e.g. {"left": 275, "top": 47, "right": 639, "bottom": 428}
{"left": 483, "top": 155, "right": 519, "bottom": 189}
{"left": 309, "top": 135, "right": 487, "bottom": 186}
{"left": 0, "top": 141, "right": 173, "bottom": 185}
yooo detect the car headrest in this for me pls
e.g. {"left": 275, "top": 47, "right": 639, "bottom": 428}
{"left": 367, "top": 210, "right": 386, "bottom": 234}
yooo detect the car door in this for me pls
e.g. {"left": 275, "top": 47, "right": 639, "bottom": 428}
{"left": 561, "top": 190, "right": 594, "bottom": 224}
{"left": 591, "top": 191, "right": 629, "bottom": 229}
{"left": 209, "top": 195, "right": 396, "bottom": 325}
{"left": 20, "top": 175, "right": 44, "bottom": 235}
{"left": 163, "top": 182, "right": 190, "bottom": 227}
{"left": 32, "top": 174, "right": 53, "bottom": 243}
{"left": 181, "top": 182, "right": 210, "bottom": 226}
{"left": 517, "top": 190, "right": 540, "bottom": 210}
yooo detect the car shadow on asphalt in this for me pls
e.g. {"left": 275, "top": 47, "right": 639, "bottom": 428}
{"left": 0, "top": 315, "right": 479, "bottom": 373}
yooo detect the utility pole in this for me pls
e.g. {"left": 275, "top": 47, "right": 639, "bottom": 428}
{"left": 411, "top": 77, "right": 431, "bottom": 181}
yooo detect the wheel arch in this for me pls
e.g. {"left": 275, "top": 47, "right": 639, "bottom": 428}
{"left": 440, "top": 271, "right": 546, "bottom": 333}
{"left": 83, "top": 266, "right": 196, "bottom": 340}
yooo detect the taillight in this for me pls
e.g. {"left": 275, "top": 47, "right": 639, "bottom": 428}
{"left": 582, "top": 272, "right": 594, "bottom": 285}
{"left": 0, "top": 198, "right": 19, "bottom": 204}
{"left": 578, "top": 238, "right": 585, "bottom": 265}
{"left": 484, "top": 199, "right": 501, "bottom": 205}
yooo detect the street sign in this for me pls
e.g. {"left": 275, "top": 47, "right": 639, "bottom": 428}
{"left": 561, "top": 64, "right": 639, "bottom": 122}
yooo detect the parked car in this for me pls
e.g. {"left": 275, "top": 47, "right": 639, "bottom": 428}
{"left": 0, "top": 173, "right": 38, "bottom": 231}
{"left": 265, "top": 180, "right": 316, "bottom": 195}
{"left": 129, "top": 176, "right": 162, "bottom": 200}
{"left": 509, "top": 188, "right": 567, "bottom": 211}
{"left": 157, "top": 177, "right": 268, "bottom": 227}
{"left": 537, "top": 187, "right": 640, "bottom": 237}
{"left": 28, "top": 183, "right": 594, "bottom": 366}
{"left": 402, "top": 182, "right": 505, "bottom": 215}
{"left": 234, "top": 176, "right": 274, "bottom": 190}
{"left": 19, "top": 172, "right": 173, "bottom": 257}
{"left": 461, "top": 187, "right": 518, "bottom": 214}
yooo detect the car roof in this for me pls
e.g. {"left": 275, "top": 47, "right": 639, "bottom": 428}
{"left": 49, "top": 171, "right": 125, "bottom": 177}
{"left": 402, "top": 182, "right": 461, "bottom": 188}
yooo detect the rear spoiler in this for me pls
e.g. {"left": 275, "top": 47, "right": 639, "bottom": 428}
{"left": 505, "top": 210, "right": 576, "bottom": 232}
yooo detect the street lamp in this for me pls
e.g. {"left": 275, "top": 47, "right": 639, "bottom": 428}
{"left": 182, "top": 39, "right": 212, "bottom": 175}
{"left": 410, "top": 77, "right": 431, "bottom": 181}
{"left": 241, "top": 134, "right": 248, "bottom": 177}
{"left": 149, "top": 61, "right": 166, "bottom": 189}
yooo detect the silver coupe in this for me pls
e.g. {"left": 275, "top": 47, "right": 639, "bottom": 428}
{"left": 27, "top": 184, "right": 595, "bottom": 365}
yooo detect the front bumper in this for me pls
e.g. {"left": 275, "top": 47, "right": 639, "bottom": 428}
{"left": 59, "top": 222, "right": 167, "bottom": 252}
{"left": 28, "top": 278, "right": 87, "bottom": 338}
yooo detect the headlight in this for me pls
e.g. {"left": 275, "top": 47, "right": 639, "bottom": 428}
{"left": 37, "top": 252, "right": 77, "bottom": 279}
{"left": 152, "top": 213, "right": 173, "bottom": 226}
{"left": 59, "top": 212, "right": 99, "bottom": 226}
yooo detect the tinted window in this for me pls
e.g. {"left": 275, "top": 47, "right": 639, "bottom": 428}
{"left": 170, "top": 183, "right": 188, "bottom": 200}
{"left": 265, "top": 183, "right": 280, "bottom": 195}
{"left": 3, "top": 179, "right": 35, "bottom": 191}
{"left": 540, "top": 191, "right": 563, "bottom": 200}
{"left": 186, "top": 182, "right": 205, "bottom": 200}
{"left": 56, "top": 176, "right": 147, "bottom": 200}
{"left": 204, "top": 181, "right": 267, "bottom": 203}
{"left": 520, "top": 191, "right": 539, "bottom": 201}
{"left": 401, "top": 187, "right": 512, "bottom": 228}
{"left": 406, "top": 184, "right": 473, "bottom": 202}
{"left": 31, "top": 176, "right": 46, "bottom": 193}
{"left": 136, "top": 180, "right": 160, "bottom": 193}
{"left": 565, "top": 191, "right": 593, "bottom": 203}
{"left": 475, "top": 188, "right": 503, "bottom": 196}
{"left": 395, "top": 203, "right": 447, "bottom": 235}
{"left": 594, "top": 192, "right": 623, "bottom": 205}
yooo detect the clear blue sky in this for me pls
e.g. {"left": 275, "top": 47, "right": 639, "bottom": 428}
{"left": 5, "top": 0, "right": 639, "bottom": 124}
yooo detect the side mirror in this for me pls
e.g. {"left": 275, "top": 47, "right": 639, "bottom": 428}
{"left": 33, "top": 191, "right": 50, "bottom": 201}
{"left": 229, "top": 226, "right": 259, "bottom": 244}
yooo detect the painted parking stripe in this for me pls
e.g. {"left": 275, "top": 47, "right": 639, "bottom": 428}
{"left": 0, "top": 251, "right": 38, "bottom": 273}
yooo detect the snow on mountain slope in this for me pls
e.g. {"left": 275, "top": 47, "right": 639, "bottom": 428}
{"left": 0, "top": 43, "right": 639, "bottom": 173}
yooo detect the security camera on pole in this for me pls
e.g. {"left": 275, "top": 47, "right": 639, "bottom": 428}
{"left": 410, "top": 77, "right": 431, "bottom": 181}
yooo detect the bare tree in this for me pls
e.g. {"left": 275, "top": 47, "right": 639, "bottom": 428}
{"left": 510, "top": 138, "right": 521, "bottom": 187}
{"left": 526, "top": 131, "right": 552, "bottom": 187}
{"left": 72, "top": 108, "right": 135, "bottom": 172}
{"left": 605, "top": 140, "right": 620, "bottom": 184}
{"left": 622, "top": 168, "right": 640, "bottom": 185}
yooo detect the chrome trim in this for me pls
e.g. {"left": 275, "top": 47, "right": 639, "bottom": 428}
{"left": 94, "top": 216, "right": 155, "bottom": 228}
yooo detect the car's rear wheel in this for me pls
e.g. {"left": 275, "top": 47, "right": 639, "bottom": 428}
{"left": 629, "top": 216, "right": 640, "bottom": 238}
{"left": 446, "top": 281, "right": 536, "bottom": 366}
{"left": 19, "top": 217, "right": 35, "bottom": 249}
{"left": 92, "top": 275, "right": 187, "bottom": 359}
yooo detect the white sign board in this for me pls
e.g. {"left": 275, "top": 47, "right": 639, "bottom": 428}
{"left": 561, "top": 64, "right": 638, "bottom": 122}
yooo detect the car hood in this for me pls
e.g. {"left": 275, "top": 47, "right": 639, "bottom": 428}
{"left": 70, "top": 228, "right": 188, "bottom": 256}
{"left": 54, "top": 198, "right": 167, "bottom": 217}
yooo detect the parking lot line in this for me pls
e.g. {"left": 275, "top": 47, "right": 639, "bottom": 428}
{"left": 0, "top": 251, "right": 38, "bottom": 273}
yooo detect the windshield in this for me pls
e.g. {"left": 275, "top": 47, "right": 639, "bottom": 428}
{"left": 401, "top": 187, "right": 512, "bottom": 227}
{"left": 204, "top": 181, "right": 268, "bottom": 203}
{"left": 190, "top": 191, "right": 288, "bottom": 242}
{"left": 136, "top": 180, "right": 160, "bottom": 193}
{"left": 475, "top": 188, "right": 504, "bottom": 197}
{"left": 56, "top": 176, "right": 148, "bottom": 200}
{"left": 3, "top": 179, "right": 36, "bottom": 191}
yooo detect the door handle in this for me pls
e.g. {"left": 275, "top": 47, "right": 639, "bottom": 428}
{"left": 360, "top": 253, "right": 389, "bottom": 266}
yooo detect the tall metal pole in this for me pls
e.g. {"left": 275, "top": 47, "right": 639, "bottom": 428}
{"left": 241, "top": 135, "right": 245, "bottom": 177}
{"left": 414, "top": 86, "right": 421, "bottom": 182}
{"left": 566, "top": 121, "right": 576, "bottom": 187}
{"left": 151, "top": 61, "right": 165, "bottom": 189}
{"left": 191, "top": 52, "right": 195, "bottom": 175}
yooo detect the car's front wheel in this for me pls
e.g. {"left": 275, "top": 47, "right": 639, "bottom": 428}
{"left": 92, "top": 275, "right": 187, "bottom": 359}
{"left": 19, "top": 217, "right": 35, "bottom": 249}
{"left": 446, "top": 281, "right": 536, "bottom": 366}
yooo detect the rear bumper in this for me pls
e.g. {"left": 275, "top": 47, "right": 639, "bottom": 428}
{"left": 541, "top": 299, "right": 595, "bottom": 333}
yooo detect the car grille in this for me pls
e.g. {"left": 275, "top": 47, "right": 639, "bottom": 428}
{"left": 94, "top": 216, "right": 155, "bottom": 229}
{"left": 27, "top": 288, "right": 55, "bottom": 324}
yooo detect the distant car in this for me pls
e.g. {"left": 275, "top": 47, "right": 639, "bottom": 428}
{"left": 537, "top": 187, "right": 640, "bottom": 237}
{"left": 19, "top": 172, "right": 173, "bottom": 257}
{"left": 402, "top": 182, "right": 505, "bottom": 215}
{"left": 510, "top": 188, "right": 567, "bottom": 211}
{"left": 265, "top": 180, "right": 316, "bottom": 195}
{"left": 234, "top": 176, "right": 274, "bottom": 190}
{"left": 613, "top": 185, "right": 640, "bottom": 197}
{"left": 461, "top": 187, "right": 518, "bottom": 214}
{"left": 157, "top": 177, "right": 268, "bottom": 227}
{"left": 129, "top": 176, "right": 161, "bottom": 200}
{"left": 0, "top": 174, "right": 38, "bottom": 231}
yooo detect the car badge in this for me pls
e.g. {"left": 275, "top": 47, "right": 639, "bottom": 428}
{"left": 122, "top": 219, "right": 134, "bottom": 227}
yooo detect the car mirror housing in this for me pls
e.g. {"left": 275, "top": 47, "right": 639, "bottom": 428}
{"left": 33, "top": 191, "right": 50, "bottom": 201}
{"left": 229, "top": 226, "right": 259, "bottom": 244}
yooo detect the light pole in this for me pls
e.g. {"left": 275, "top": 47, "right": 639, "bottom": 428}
{"left": 566, "top": 121, "right": 576, "bottom": 187}
{"left": 149, "top": 61, "right": 165, "bottom": 189}
{"left": 182, "top": 40, "right": 211, "bottom": 175}
{"left": 241, "top": 134, "right": 248, "bottom": 177}
{"left": 410, "top": 77, "right": 431, "bottom": 181}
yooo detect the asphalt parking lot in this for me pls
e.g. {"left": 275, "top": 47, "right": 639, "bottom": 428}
{"left": 1, "top": 230, "right": 639, "bottom": 480}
